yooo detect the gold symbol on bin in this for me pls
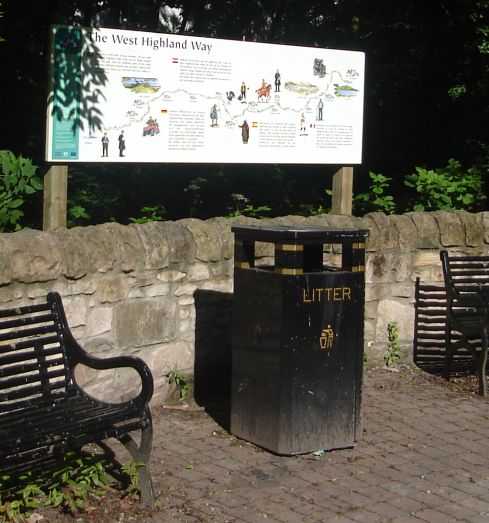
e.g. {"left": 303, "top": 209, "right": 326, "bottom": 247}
{"left": 320, "top": 325, "right": 334, "bottom": 350}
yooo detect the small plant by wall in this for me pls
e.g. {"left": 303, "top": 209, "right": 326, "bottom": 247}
{"left": 384, "top": 322, "right": 402, "bottom": 367}
{"left": 167, "top": 369, "right": 192, "bottom": 401}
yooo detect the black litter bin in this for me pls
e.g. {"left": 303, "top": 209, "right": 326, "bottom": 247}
{"left": 231, "top": 225, "right": 368, "bottom": 455}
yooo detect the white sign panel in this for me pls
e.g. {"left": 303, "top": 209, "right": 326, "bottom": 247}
{"left": 46, "top": 26, "right": 365, "bottom": 164}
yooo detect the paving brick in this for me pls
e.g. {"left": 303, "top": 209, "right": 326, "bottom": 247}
{"left": 367, "top": 501, "right": 407, "bottom": 519}
{"left": 414, "top": 508, "right": 462, "bottom": 522}
{"left": 343, "top": 509, "right": 385, "bottom": 523}
{"left": 67, "top": 368, "right": 489, "bottom": 522}
{"left": 391, "top": 516, "right": 430, "bottom": 523}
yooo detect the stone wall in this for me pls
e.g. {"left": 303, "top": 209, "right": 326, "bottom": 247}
{"left": 1, "top": 211, "right": 488, "bottom": 405}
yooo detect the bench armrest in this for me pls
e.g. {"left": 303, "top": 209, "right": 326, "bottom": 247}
{"left": 69, "top": 340, "right": 154, "bottom": 407}
{"left": 48, "top": 293, "right": 154, "bottom": 408}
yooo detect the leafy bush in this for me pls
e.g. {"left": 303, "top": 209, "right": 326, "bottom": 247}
{"left": 404, "top": 158, "right": 486, "bottom": 212}
{"left": 353, "top": 171, "right": 396, "bottom": 215}
{"left": 0, "top": 150, "right": 42, "bottom": 232}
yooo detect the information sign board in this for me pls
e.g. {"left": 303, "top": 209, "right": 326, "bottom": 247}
{"left": 46, "top": 26, "right": 365, "bottom": 164}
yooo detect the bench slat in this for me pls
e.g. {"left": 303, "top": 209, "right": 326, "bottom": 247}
{"left": 0, "top": 335, "right": 61, "bottom": 355}
{"left": 0, "top": 395, "right": 146, "bottom": 459}
{"left": 0, "top": 303, "right": 51, "bottom": 319}
{"left": 0, "top": 324, "right": 58, "bottom": 343}
{"left": 0, "top": 356, "right": 65, "bottom": 379}
{"left": 0, "top": 312, "right": 56, "bottom": 331}
{"left": 0, "top": 366, "right": 66, "bottom": 391}
{"left": 0, "top": 344, "right": 64, "bottom": 369}
{"left": 0, "top": 380, "right": 67, "bottom": 405}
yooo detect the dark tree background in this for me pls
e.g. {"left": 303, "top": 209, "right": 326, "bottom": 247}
{"left": 1, "top": 0, "right": 488, "bottom": 226}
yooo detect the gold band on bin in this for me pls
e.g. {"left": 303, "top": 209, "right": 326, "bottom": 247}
{"left": 276, "top": 244, "right": 304, "bottom": 252}
{"left": 275, "top": 267, "right": 304, "bottom": 275}
{"left": 235, "top": 261, "right": 251, "bottom": 269}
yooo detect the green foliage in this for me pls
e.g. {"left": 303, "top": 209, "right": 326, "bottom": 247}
{"left": 353, "top": 171, "right": 396, "bottom": 215}
{"left": 184, "top": 176, "right": 207, "bottom": 217}
{"left": 129, "top": 204, "right": 167, "bottom": 224}
{"left": 303, "top": 188, "right": 331, "bottom": 216}
{"left": 0, "top": 3, "right": 5, "bottom": 43}
{"left": 404, "top": 158, "right": 486, "bottom": 212}
{"left": 68, "top": 204, "right": 90, "bottom": 224}
{"left": 68, "top": 170, "right": 123, "bottom": 227}
{"left": 0, "top": 150, "right": 42, "bottom": 232}
{"left": 0, "top": 451, "right": 112, "bottom": 521}
{"left": 45, "top": 451, "right": 110, "bottom": 514}
{"left": 384, "top": 322, "right": 402, "bottom": 367}
{"left": 227, "top": 193, "right": 271, "bottom": 218}
{"left": 121, "top": 461, "right": 143, "bottom": 501}
{"left": 167, "top": 369, "right": 192, "bottom": 401}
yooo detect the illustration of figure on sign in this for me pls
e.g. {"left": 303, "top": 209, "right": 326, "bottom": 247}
{"left": 101, "top": 133, "right": 109, "bottom": 157}
{"left": 313, "top": 58, "right": 326, "bottom": 78}
{"left": 320, "top": 325, "right": 334, "bottom": 350}
{"left": 239, "top": 120, "right": 249, "bottom": 144}
{"left": 143, "top": 116, "right": 160, "bottom": 136}
{"left": 118, "top": 131, "right": 126, "bottom": 157}
{"left": 239, "top": 81, "right": 247, "bottom": 101}
{"left": 256, "top": 81, "right": 271, "bottom": 102}
{"left": 88, "top": 117, "right": 95, "bottom": 139}
{"left": 299, "top": 113, "right": 307, "bottom": 135}
{"left": 210, "top": 104, "right": 220, "bottom": 127}
{"left": 317, "top": 99, "right": 324, "bottom": 121}
{"left": 274, "top": 69, "right": 281, "bottom": 92}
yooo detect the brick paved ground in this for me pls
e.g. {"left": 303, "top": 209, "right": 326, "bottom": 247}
{"left": 143, "top": 366, "right": 489, "bottom": 523}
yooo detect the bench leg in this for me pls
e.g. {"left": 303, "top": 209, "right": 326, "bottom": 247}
{"left": 478, "top": 329, "right": 488, "bottom": 397}
{"left": 444, "top": 324, "right": 454, "bottom": 382}
{"left": 120, "top": 422, "right": 154, "bottom": 509}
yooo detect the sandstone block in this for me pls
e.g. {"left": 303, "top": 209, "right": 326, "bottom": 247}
{"left": 54, "top": 228, "right": 89, "bottom": 279}
{"left": 100, "top": 222, "right": 142, "bottom": 273}
{"left": 141, "top": 342, "right": 194, "bottom": 381}
{"left": 73, "top": 225, "right": 115, "bottom": 273}
{"left": 358, "top": 215, "right": 379, "bottom": 252}
{"left": 432, "top": 211, "right": 464, "bottom": 247}
{"left": 158, "top": 221, "right": 196, "bottom": 263}
{"left": 146, "top": 283, "right": 171, "bottom": 297}
{"left": 364, "top": 212, "right": 398, "bottom": 250}
{"left": 187, "top": 262, "right": 211, "bottom": 281}
{"left": 63, "top": 296, "right": 88, "bottom": 328}
{"left": 456, "top": 211, "right": 484, "bottom": 247}
{"left": 179, "top": 218, "right": 222, "bottom": 262}
{"left": 480, "top": 212, "right": 489, "bottom": 244}
{"left": 375, "top": 299, "right": 414, "bottom": 344}
{"left": 86, "top": 305, "right": 113, "bottom": 336}
{"left": 115, "top": 298, "right": 177, "bottom": 348}
{"left": 366, "top": 251, "right": 411, "bottom": 284}
{"left": 207, "top": 217, "right": 234, "bottom": 259}
{"left": 97, "top": 275, "right": 129, "bottom": 303}
{"left": 130, "top": 221, "right": 170, "bottom": 270}
{"left": 391, "top": 214, "right": 417, "bottom": 252}
{"left": 406, "top": 212, "right": 440, "bottom": 249}
{"left": 0, "top": 229, "right": 62, "bottom": 283}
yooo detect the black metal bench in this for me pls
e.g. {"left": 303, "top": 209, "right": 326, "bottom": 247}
{"left": 414, "top": 278, "right": 477, "bottom": 372}
{"left": 439, "top": 250, "right": 489, "bottom": 396}
{"left": 0, "top": 292, "right": 154, "bottom": 507}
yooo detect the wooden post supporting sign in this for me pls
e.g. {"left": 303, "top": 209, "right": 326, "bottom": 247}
{"left": 331, "top": 166, "right": 353, "bottom": 215}
{"left": 43, "top": 165, "right": 68, "bottom": 231}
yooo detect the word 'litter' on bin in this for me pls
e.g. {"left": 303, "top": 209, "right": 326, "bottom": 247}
{"left": 231, "top": 225, "right": 368, "bottom": 455}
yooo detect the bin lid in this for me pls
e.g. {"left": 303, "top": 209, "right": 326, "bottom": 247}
{"left": 231, "top": 225, "right": 368, "bottom": 243}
